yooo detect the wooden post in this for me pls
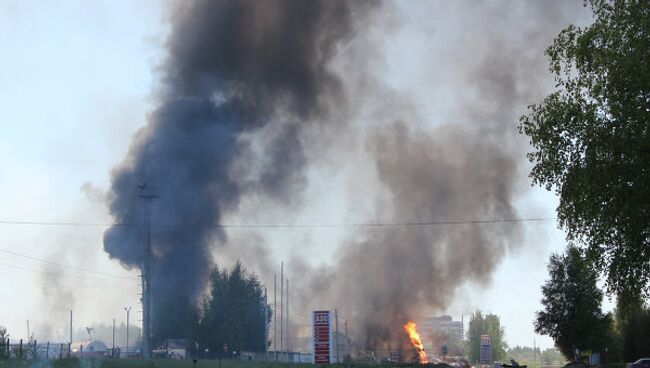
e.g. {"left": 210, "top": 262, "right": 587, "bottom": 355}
{"left": 46, "top": 342, "right": 50, "bottom": 359}
{"left": 59, "top": 343, "right": 63, "bottom": 359}
{"left": 19, "top": 339, "right": 22, "bottom": 359}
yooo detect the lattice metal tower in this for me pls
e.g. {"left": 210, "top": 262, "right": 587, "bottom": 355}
{"left": 138, "top": 182, "right": 157, "bottom": 359}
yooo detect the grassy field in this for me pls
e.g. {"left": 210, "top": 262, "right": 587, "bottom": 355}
{"left": 0, "top": 360, "right": 457, "bottom": 368}
{"left": 0, "top": 360, "right": 373, "bottom": 368}
{"left": 0, "top": 360, "right": 629, "bottom": 368}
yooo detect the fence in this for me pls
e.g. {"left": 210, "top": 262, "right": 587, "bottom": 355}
{"left": 0, "top": 339, "right": 73, "bottom": 360}
{"left": 0, "top": 340, "right": 123, "bottom": 360}
{"left": 241, "top": 351, "right": 313, "bottom": 363}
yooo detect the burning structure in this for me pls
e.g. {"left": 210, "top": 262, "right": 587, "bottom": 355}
{"left": 101, "top": 0, "right": 586, "bottom": 358}
{"left": 404, "top": 321, "right": 429, "bottom": 363}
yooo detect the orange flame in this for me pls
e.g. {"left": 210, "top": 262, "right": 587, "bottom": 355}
{"left": 404, "top": 321, "right": 429, "bottom": 363}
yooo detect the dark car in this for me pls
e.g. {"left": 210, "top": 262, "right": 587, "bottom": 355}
{"left": 627, "top": 358, "right": 650, "bottom": 368}
{"left": 562, "top": 362, "right": 590, "bottom": 368}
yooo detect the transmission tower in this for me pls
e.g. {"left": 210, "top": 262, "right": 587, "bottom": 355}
{"left": 138, "top": 182, "right": 157, "bottom": 359}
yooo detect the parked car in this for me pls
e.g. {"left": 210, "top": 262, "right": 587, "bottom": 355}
{"left": 627, "top": 358, "right": 650, "bottom": 368}
{"left": 503, "top": 360, "right": 527, "bottom": 368}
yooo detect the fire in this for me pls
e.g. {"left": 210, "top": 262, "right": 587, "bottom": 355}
{"left": 404, "top": 321, "right": 429, "bottom": 363}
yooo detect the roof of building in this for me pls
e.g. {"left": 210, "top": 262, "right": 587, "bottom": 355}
{"left": 71, "top": 339, "right": 108, "bottom": 352}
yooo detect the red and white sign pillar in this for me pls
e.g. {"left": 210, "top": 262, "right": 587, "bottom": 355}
{"left": 312, "top": 310, "right": 333, "bottom": 364}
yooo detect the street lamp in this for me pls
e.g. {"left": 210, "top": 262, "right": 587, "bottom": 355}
{"left": 124, "top": 307, "right": 132, "bottom": 356}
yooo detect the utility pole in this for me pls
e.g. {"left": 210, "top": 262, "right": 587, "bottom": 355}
{"left": 125, "top": 307, "right": 131, "bottom": 356}
{"left": 26, "top": 320, "right": 30, "bottom": 340}
{"left": 286, "top": 278, "right": 290, "bottom": 360}
{"left": 112, "top": 318, "right": 115, "bottom": 358}
{"left": 138, "top": 182, "right": 157, "bottom": 359}
{"left": 334, "top": 308, "right": 339, "bottom": 363}
{"left": 273, "top": 274, "right": 278, "bottom": 361}
{"left": 137, "top": 326, "right": 141, "bottom": 356}
{"left": 461, "top": 314, "right": 464, "bottom": 356}
{"left": 69, "top": 310, "right": 73, "bottom": 345}
{"left": 335, "top": 309, "right": 339, "bottom": 363}
{"left": 280, "top": 262, "right": 284, "bottom": 357}
{"left": 533, "top": 338, "right": 536, "bottom": 368}
{"left": 264, "top": 287, "right": 268, "bottom": 361}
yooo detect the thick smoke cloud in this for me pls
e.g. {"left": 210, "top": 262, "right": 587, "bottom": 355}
{"left": 103, "top": 0, "right": 371, "bottom": 342}
{"left": 103, "top": 0, "right": 590, "bottom": 355}
{"left": 286, "top": 0, "right": 591, "bottom": 356}
{"left": 319, "top": 121, "right": 523, "bottom": 353}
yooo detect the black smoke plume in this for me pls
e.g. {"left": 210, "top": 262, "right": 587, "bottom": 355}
{"left": 103, "top": 0, "right": 590, "bottom": 356}
{"left": 103, "top": 0, "right": 370, "bottom": 342}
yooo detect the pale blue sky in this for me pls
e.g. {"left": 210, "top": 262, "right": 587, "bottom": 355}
{"left": 0, "top": 0, "right": 165, "bottom": 343}
{"left": 0, "top": 0, "right": 608, "bottom": 351}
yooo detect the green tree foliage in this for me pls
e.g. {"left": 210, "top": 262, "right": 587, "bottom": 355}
{"left": 614, "top": 297, "right": 650, "bottom": 361}
{"left": 535, "top": 245, "right": 611, "bottom": 360}
{"left": 193, "top": 262, "right": 271, "bottom": 358}
{"left": 155, "top": 298, "right": 196, "bottom": 347}
{"left": 541, "top": 347, "right": 567, "bottom": 366}
{"left": 10, "top": 334, "right": 35, "bottom": 360}
{"left": 604, "top": 314, "right": 624, "bottom": 364}
{"left": 0, "top": 326, "right": 8, "bottom": 359}
{"left": 518, "top": 0, "right": 650, "bottom": 299}
{"left": 466, "top": 311, "right": 507, "bottom": 363}
{"left": 508, "top": 346, "right": 541, "bottom": 368}
{"left": 507, "top": 346, "right": 566, "bottom": 368}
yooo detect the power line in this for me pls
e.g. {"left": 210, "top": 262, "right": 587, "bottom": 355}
{"left": 0, "top": 220, "right": 120, "bottom": 227}
{"left": 0, "top": 261, "right": 135, "bottom": 281}
{"left": 0, "top": 270, "right": 117, "bottom": 289}
{"left": 0, "top": 270, "right": 41, "bottom": 285}
{"left": 0, "top": 248, "right": 135, "bottom": 279}
{"left": 0, "top": 217, "right": 555, "bottom": 229}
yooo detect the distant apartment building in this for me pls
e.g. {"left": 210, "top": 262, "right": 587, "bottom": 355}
{"left": 432, "top": 316, "right": 465, "bottom": 355}
{"left": 428, "top": 315, "right": 464, "bottom": 356}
